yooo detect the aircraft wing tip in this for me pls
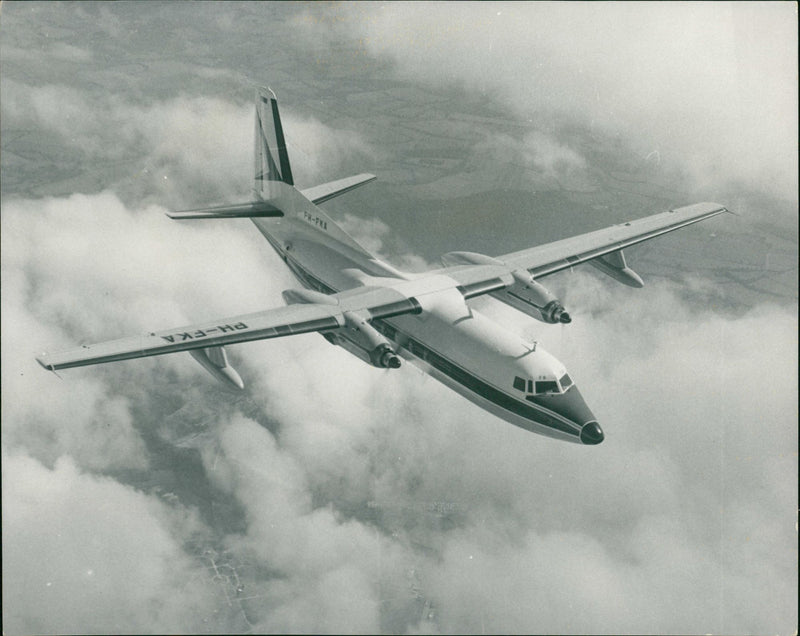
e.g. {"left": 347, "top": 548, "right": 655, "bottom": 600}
{"left": 36, "top": 354, "right": 54, "bottom": 371}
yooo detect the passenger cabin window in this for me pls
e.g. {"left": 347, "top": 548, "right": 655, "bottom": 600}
{"left": 513, "top": 376, "right": 525, "bottom": 392}
{"left": 535, "top": 380, "right": 559, "bottom": 394}
{"left": 560, "top": 373, "right": 573, "bottom": 390}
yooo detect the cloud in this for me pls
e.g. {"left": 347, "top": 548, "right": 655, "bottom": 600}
{"left": 307, "top": 2, "right": 797, "bottom": 199}
{"left": 237, "top": 266, "right": 796, "bottom": 634}
{"left": 336, "top": 213, "right": 431, "bottom": 272}
{"left": 427, "top": 277, "right": 797, "bottom": 634}
{"left": 279, "top": 113, "right": 377, "bottom": 188}
{"left": 1, "top": 81, "right": 253, "bottom": 204}
{"left": 522, "top": 131, "right": 586, "bottom": 178}
{"left": 1, "top": 81, "right": 375, "bottom": 207}
{"left": 1, "top": 452, "right": 231, "bottom": 635}
{"left": 2, "top": 182, "right": 796, "bottom": 636}
{"left": 197, "top": 415, "right": 391, "bottom": 633}
{"left": 0, "top": 190, "right": 286, "bottom": 478}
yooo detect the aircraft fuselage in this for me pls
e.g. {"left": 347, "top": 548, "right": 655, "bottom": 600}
{"left": 252, "top": 215, "right": 603, "bottom": 445}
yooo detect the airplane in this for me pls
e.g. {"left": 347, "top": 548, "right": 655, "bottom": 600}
{"left": 36, "top": 88, "right": 729, "bottom": 445}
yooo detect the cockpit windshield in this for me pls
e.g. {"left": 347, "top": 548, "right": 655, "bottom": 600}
{"left": 535, "top": 380, "right": 559, "bottom": 394}
{"left": 513, "top": 374, "right": 573, "bottom": 396}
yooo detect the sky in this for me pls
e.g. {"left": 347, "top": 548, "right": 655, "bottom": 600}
{"left": 1, "top": 2, "right": 797, "bottom": 634}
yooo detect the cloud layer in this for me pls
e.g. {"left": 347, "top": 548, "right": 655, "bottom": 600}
{"left": 304, "top": 2, "right": 798, "bottom": 199}
{"left": 3, "top": 184, "right": 796, "bottom": 634}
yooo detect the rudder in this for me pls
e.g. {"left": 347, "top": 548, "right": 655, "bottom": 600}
{"left": 255, "top": 87, "right": 294, "bottom": 198}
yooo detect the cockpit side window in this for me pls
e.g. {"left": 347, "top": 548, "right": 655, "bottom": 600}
{"left": 560, "top": 373, "right": 573, "bottom": 390}
{"left": 513, "top": 376, "right": 525, "bottom": 392}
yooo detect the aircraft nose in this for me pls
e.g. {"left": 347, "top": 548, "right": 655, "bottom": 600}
{"left": 580, "top": 421, "right": 604, "bottom": 445}
{"left": 524, "top": 384, "right": 601, "bottom": 444}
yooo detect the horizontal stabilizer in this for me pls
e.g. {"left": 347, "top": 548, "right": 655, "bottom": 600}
{"left": 300, "top": 173, "right": 377, "bottom": 205}
{"left": 167, "top": 201, "right": 284, "bottom": 219}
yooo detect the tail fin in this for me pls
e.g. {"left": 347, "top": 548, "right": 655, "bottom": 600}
{"left": 169, "top": 89, "right": 374, "bottom": 259}
{"left": 255, "top": 87, "right": 294, "bottom": 198}
{"left": 250, "top": 88, "right": 372, "bottom": 256}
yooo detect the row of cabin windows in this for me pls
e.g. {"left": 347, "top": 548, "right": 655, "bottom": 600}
{"left": 513, "top": 373, "right": 573, "bottom": 395}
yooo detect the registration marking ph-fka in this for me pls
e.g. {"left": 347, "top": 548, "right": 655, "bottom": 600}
{"left": 161, "top": 322, "right": 248, "bottom": 343}
{"left": 303, "top": 210, "right": 327, "bottom": 230}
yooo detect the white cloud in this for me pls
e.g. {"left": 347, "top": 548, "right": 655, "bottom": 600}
{"left": 522, "top": 131, "right": 586, "bottom": 177}
{"left": 197, "top": 415, "right": 389, "bottom": 632}
{"left": 419, "top": 278, "right": 797, "bottom": 634}
{"left": 2, "top": 182, "right": 796, "bottom": 633}
{"left": 280, "top": 113, "right": 377, "bottom": 188}
{"left": 1, "top": 452, "right": 226, "bottom": 634}
{"left": 311, "top": 2, "right": 797, "bottom": 199}
{"left": 0, "top": 190, "right": 286, "bottom": 476}
{"left": 1, "top": 81, "right": 253, "bottom": 204}
{"left": 1, "top": 81, "right": 376, "bottom": 207}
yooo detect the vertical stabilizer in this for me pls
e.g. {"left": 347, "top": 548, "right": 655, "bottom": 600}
{"left": 255, "top": 87, "right": 294, "bottom": 199}
{"left": 251, "top": 88, "right": 373, "bottom": 256}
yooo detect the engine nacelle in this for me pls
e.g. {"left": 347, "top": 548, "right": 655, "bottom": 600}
{"left": 492, "top": 272, "right": 571, "bottom": 324}
{"left": 323, "top": 311, "right": 402, "bottom": 369}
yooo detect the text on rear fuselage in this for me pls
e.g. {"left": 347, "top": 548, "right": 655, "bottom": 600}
{"left": 303, "top": 211, "right": 328, "bottom": 230}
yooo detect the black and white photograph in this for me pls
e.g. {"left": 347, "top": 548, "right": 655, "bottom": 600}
{"left": 1, "top": 2, "right": 797, "bottom": 633}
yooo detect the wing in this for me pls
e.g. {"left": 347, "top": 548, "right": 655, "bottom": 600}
{"left": 500, "top": 201, "right": 728, "bottom": 279}
{"left": 444, "top": 202, "right": 728, "bottom": 291}
{"left": 38, "top": 201, "right": 727, "bottom": 371}
{"left": 36, "top": 286, "right": 420, "bottom": 371}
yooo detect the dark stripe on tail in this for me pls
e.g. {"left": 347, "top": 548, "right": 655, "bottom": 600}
{"left": 270, "top": 99, "right": 293, "bottom": 185}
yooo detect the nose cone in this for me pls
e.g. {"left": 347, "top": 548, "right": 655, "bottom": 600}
{"left": 580, "top": 421, "right": 604, "bottom": 445}
{"left": 525, "top": 385, "right": 601, "bottom": 443}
